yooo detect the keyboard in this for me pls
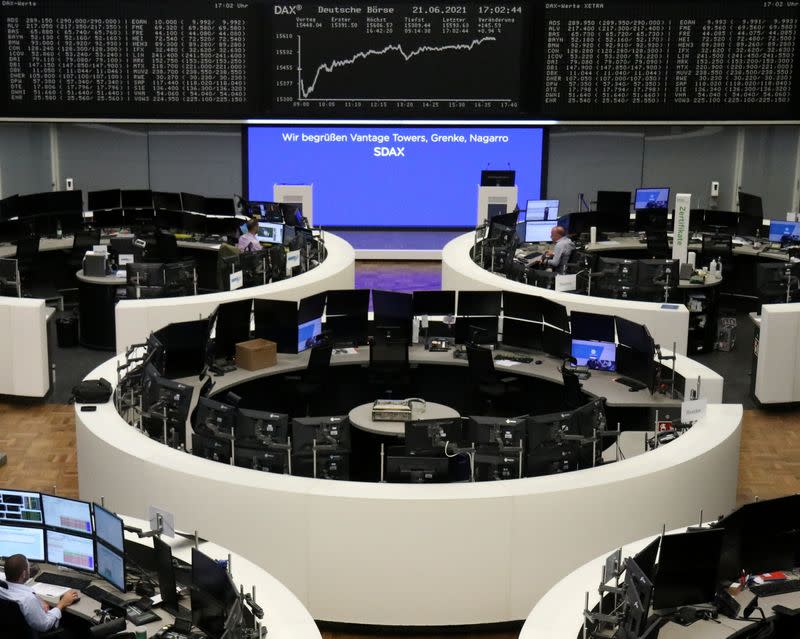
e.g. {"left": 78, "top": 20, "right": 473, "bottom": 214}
{"left": 494, "top": 353, "right": 534, "bottom": 364}
{"left": 615, "top": 376, "right": 648, "bottom": 391}
{"left": 750, "top": 580, "right": 800, "bottom": 598}
{"left": 35, "top": 572, "right": 92, "bottom": 591}
{"left": 82, "top": 584, "right": 127, "bottom": 607}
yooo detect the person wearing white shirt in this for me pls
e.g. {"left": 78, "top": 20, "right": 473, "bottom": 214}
{"left": 0, "top": 554, "right": 79, "bottom": 634}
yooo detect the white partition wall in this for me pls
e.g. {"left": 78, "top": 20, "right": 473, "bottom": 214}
{"left": 0, "top": 298, "right": 49, "bottom": 397}
{"left": 274, "top": 184, "right": 313, "bottom": 226}
{"left": 478, "top": 185, "right": 518, "bottom": 226}
{"left": 442, "top": 233, "right": 691, "bottom": 355}
{"left": 115, "top": 233, "right": 354, "bottom": 353}
{"left": 753, "top": 303, "right": 800, "bottom": 404}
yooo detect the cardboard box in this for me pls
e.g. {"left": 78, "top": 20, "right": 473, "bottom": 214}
{"left": 236, "top": 338, "right": 277, "bottom": 371}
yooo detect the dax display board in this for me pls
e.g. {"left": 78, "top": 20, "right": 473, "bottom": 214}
{"left": 0, "top": 0, "right": 797, "bottom": 121}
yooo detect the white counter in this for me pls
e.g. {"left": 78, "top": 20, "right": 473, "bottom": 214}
{"left": 76, "top": 354, "right": 741, "bottom": 626}
{"left": 0, "top": 297, "right": 50, "bottom": 397}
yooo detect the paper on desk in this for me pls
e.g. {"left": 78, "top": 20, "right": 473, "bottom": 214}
{"left": 333, "top": 347, "right": 358, "bottom": 355}
{"left": 32, "top": 583, "right": 70, "bottom": 598}
{"left": 115, "top": 270, "right": 127, "bottom": 278}
{"left": 494, "top": 359, "right": 523, "bottom": 367}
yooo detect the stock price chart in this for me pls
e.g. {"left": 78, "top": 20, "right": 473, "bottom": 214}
{"left": 269, "top": 2, "right": 531, "bottom": 116}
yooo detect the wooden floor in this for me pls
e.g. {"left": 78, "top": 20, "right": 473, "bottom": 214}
{"left": 1, "top": 404, "right": 798, "bottom": 639}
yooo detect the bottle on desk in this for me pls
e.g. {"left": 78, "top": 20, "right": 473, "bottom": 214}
{"left": 56, "top": 220, "right": 62, "bottom": 239}
{"left": 709, "top": 259, "right": 718, "bottom": 275}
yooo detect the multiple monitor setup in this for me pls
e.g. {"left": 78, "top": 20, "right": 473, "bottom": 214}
{"left": 584, "top": 494, "right": 800, "bottom": 639}
{"left": 593, "top": 257, "right": 680, "bottom": 302}
{"left": 0, "top": 488, "right": 256, "bottom": 639}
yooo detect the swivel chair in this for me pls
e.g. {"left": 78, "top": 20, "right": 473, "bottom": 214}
{"left": 368, "top": 337, "right": 411, "bottom": 397}
{"left": 15, "top": 234, "right": 40, "bottom": 282}
{"left": 0, "top": 598, "right": 65, "bottom": 638}
{"left": 293, "top": 344, "right": 333, "bottom": 416}
{"left": 466, "top": 344, "right": 520, "bottom": 412}
{"left": 69, "top": 228, "right": 101, "bottom": 271}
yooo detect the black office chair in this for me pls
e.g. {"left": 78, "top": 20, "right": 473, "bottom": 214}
{"left": 14, "top": 234, "right": 40, "bottom": 290}
{"left": 69, "top": 228, "right": 101, "bottom": 270}
{"left": 368, "top": 338, "right": 411, "bottom": 397}
{"left": 561, "top": 368, "right": 584, "bottom": 410}
{"left": 466, "top": 344, "right": 520, "bottom": 412}
{"left": 155, "top": 230, "right": 180, "bottom": 263}
{"left": 294, "top": 344, "right": 333, "bottom": 416}
{"left": 0, "top": 598, "right": 66, "bottom": 638}
{"left": 645, "top": 232, "right": 670, "bottom": 259}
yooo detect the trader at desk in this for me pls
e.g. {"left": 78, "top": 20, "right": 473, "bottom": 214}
{"left": 532, "top": 226, "right": 575, "bottom": 273}
{"left": 0, "top": 554, "right": 80, "bottom": 635}
{"left": 237, "top": 218, "right": 262, "bottom": 252}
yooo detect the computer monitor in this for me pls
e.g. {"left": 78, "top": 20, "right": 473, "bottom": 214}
{"left": 373, "top": 290, "right": 413, "bottom": 339}
{"left": 191, "top": 548, "right": 232, "bottom": 639}
{"left": 153, "top": 536, "right": 180, "bottom": 616}
{"left": 540, "top": 298, "right": 569, "bottom": 331}
{"left": 45, "top": 529, "right": 96, "bottom": 572}
{"left": 466, "top": 416, "right": 526, "bottom": 448}
{"left": 768, "top": 220, "right": 800, "bottom": 243}
{"left": 195, "top": 397, "right": 238, "bottom": 439}
{"left": 41, "top": 494, "right": 93, "bottom": 534}
{"left": 404, "top": 418, "right": 463, "bottom": 455}
{"left": 88, "top": 189, "right": 122, "bottom": 211}
{"left": 292, "top": 416, "right": 350, "bottom": 453}
{"left": 570, "top": 311, "right": 615, "bottom": 343}
{"left": 181, "top": 193, "right": 207, "bottom": 214}
{"left": 501, "top": 318, "right": 543, "bottom": 351}
{"left": 93, "top": 503, "right": 124, "bottom": 553}
{"left": 594, "top": 257, "right": 638, "bottom": 298}
{"left": 619, "top": 559, "right": 653, "bottom": 639}
{"left": 236, "top": 409, "right": 289, "bottom": 447}
{"left": 571, "top": 339, "right": 616, "bottom": 372}
{"left": 480, "top": 170, "right": 515, "bottom": 187}
{"left": 632, "top": 536, "right": 660, "bottom": 583}
{"left": 502, "top": 291, "right": 542, "bottom": 322}
{"left": 96, "top": 542, "right": 126, "bottom": 592}
{"left": 457, "top": 291, "right": 501, "bottom": 316}
{"left": 636, "top": 259, "right": 679, "bottom": 300}
{"left": 526, "top": 411, "right": 572, "bottom": 449}
{"left": 542, "top": 325, "right": 571, "bottom": 359}
{"left": 615, "top": 317, "right": 652, "bottom": 353}
{"left": 653, "top": 528, "right": 724, "bottom": 611}
{"left": 325, "top": 289, "right": 369, "bottom": 316}
{"left": 163, "top": 260, "right": 196, "bottom": 297}
{"left": 0, "top": 489, "right": 42, "bottom": 524}
{"left": 155, "top": 318, "right": 213, "bottom": 378}
{"left": 214, "top": 299, "right": 252, "bottom": 360}
{"left": 412, "top": 290, "right": 456, "bottom": 317}
{"left": 121, "top": 189, "right": 153, "bottom": 209}
{"left": 634, "top": 188, "right": 669, "bottom": 212}
{"left": 192, "top": 433, "right": 232, "bottom": 463}
{"left": 596, "top": 191, "right": 631, "bottom": 213}
{"left": 234, "top": 447, "right": 289, "bottom": 473}
{"left": 634, "top": 209, "right": 669, "bottom": 233}
{"left": 257, "top": 222, "right": 284, "bottom": 245}
{"left": 298, "top": 316, "right": 323, "bottom": 353}
{"left": 205, "top": 197, "right": 236, "bottom": 217}
{"left": 702, "top": 209, "right": 737, "bottom": 232}
{"left": 153, "top": 191, "right": 183, "bottom": 212}
{"left": 616, "top": 345, "right": 656, "bottom": 393}
{"left": 738, "top": 191, "right": 763, "bottom": 219}
{"left": 526, "top": 199, "right": 559, "bottom": 222}
{"left": 0, "top": 524, "right": 45, "bottom": 561}
{"left": 253, "top": 299, "right": 298, "bottom": 353}
{"left": 524, "top": 221, "right": 552, "bottom": 243}
{"left": 126, "top": 262, "right": 165, "bottom": 287}
{"left": 385, "top": 456, "right": 450, "bottom": 483}
{"left": 454, "top": 317, "right": 498, "bottom": 346}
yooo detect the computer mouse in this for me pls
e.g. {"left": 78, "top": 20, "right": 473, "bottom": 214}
{"left": 535, "top": 360, "right": 542, "bottom": 365}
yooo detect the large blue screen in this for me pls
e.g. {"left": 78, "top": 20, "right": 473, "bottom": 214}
{"left": 247, "top": 126, "right": 544, "bottom": 227}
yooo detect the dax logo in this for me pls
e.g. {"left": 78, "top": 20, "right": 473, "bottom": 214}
{"left": 274, "top": 4, "right": 302, "bottom": 15}
{"left": 373, "top": 146, "right": 406, "bottom": 157}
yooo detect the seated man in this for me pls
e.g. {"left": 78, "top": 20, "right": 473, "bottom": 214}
{"left": 533, "top": 226, "right": 575, "bottom": 274}
{"left": 0, "top": 554, "right": 79, "bottom": 635}
{"left": 237, "top": 218, "right": 262, "bottom": 253}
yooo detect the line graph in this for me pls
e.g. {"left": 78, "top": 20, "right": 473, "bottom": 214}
{"left": 297, "top": 35, "right": 500, "bottom": 100}
{"left": 270, "top": 1, "right": 529, "bottom": 115}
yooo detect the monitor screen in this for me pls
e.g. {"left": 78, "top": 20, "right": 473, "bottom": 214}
{"left": 525, "top": 221, "right": 552, "bottom": 243}
{"left": 96, "top": 542, "right": 126, "bottom": 592}
{"left": 257, "top": 222, "right": 284, "bottom": 245}
{"left": 768, "top": 221, "right": 800, "bottom": 243}
{"left": 503, "top": 291, "right": 543, "bottom": 322}
{"left": 93, "top": 504, "right": 124, "bottom": 554}
{"left": 634, "top": 188, "right": 670, "bottom": 211}
{"left": 45, "top": 530, "right": 95, "bottom": 572}
{"left": 248, "top": 126, "right": 544, "bottom": 228}
{"left": 570, "top": 311, "right": 615, "bottom": 343}
{"left": 42, "top": 495, "right": 93, "bottom": 534}
{"left": 653, "top": 528, "right": 724, "bottom": 611}
{"left": 0, "top": 524, "right": 45, "bottom": 561}
{"left": 298, "top": 317, "right": 323, "bottom": 353}
{"left": 596, "top": 191, "right": 631, "bottom": 213}
{"left": 458, "top": 291, "right": 501, "bottom": 316}
{"left": 153, "top": 537, "right": 179, "bottom": 615}
{"left": 526, "top": 199, "right": 559, "bottom": 221}
{"left": 0, "top": 489, "right": 42, "bottom": 524}
{"left": 571, "top": 339, "right": 617, "bottom": 372}
{"left": 412, "top": 291, "right": 456, "bottom": 317}
{"left": 738, "top": 192, "right": 763, "bottom": 218}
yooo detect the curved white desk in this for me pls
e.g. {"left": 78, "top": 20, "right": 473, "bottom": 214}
{"left": 76, "top": 351, "right": 741, "bottom": 627}
{"left": 114, "top": 233, "right": 355, "bottom": 353}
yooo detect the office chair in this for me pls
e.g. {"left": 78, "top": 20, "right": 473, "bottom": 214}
{"left": 466, "top": 344, "right": 520, "bottom": 412}
{"left": 368, "top": 338, "right": 411, "bottom": 397}
{"left": 14, "top": 234, "right": 40, "bottom": 291}
{"left": 561, "top": 368, "right": 584, "bottom": 410}
{"left": 645, "top": 232, "right": 670, "bottom": 259}
{"left": 0, "top": 598, "right": 66, "bottom": 638}
{"left": 69, "top": 228, "right": 101, "bottom": 270}
{"left": 155, "top": 230, "right": 180, "bottom": 262}
{"left": 293, "top": 344, "right": 333, "bottom": 416}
